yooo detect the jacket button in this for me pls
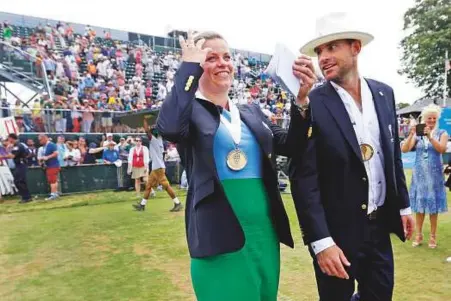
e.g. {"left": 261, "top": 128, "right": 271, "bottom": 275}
{"left": 362, "top": 177, "right": 367, "bottom": 181}
{"left": 361, "top": 204, "right": 367, "bottom": 210}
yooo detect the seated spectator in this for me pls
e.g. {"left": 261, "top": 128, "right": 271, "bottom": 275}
{"left": 102, "top": 142, "right": 120, "bottom": 164}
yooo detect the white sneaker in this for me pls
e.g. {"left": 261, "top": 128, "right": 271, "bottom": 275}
{"left": 45, "top": 195, "right": 58, "bottom": 201}
{"left": 446, "top": 257, "right": 451, "bottom": 263}
{"left": 150, "top": 191, "right": 156, "bottom": 198}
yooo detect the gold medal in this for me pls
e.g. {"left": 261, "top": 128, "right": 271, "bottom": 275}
{"left": 360, "top": 143, "right": 374, "bottom": 161}
{"left": 226, "top": 149, "right": 248, "bottom": 171}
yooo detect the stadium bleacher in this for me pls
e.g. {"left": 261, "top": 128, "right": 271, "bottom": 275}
{"left": 0, "top": 13, "right": 292, "bottom": 143}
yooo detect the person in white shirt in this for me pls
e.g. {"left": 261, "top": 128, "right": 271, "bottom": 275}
{"left": 133, "top": 122, "right": 181, "bottom": 212}
{"left": 64, "top": 141, "right": 81, "bottom": 166}
{"left": 127, "top": 137, "right": 150, "bottom": 196}
{"left": 290, "top": 13, "right": 414, "bottom": 301}
{"left": 157, "top": 82, "right": 167, "bottom": 101}
{"left": 165, "top": 143, "right": 180, "bottom": 162}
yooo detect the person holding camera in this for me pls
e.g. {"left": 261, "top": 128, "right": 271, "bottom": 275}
{"left": 401, "top": 104, "right": 448, "bottom": 248}
{"left": 64, "top": 141, "right": 81, "bottom": 166}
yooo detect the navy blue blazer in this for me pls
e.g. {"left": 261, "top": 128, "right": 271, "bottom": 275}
{"left": 157, "top": 62, "right": 309, "bottom": 258}
{"left": 290, "top": 79, "right": 410, "bottom": 258}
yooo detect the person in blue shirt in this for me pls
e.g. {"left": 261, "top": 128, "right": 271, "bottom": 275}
{"left": 102, "top": 142, "right": 119, "bottom": 164}
{"left": 83, "top": 74, "right": 95, "bottom": 88}
{"left": 38, "top": 134, "right": 61, "bottom": 201}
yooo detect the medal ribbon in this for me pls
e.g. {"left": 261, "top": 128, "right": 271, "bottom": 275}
{"left": 219, "top": 98, "right": 242, "bottom": 146}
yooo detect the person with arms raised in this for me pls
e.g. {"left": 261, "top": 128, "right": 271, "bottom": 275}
{"left": 157, "top": 31, "right": 311, "bottom": 301}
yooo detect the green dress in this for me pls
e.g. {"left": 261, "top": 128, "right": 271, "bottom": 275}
{"left": 191, "top": 111, "right": 280, "bottom": 301}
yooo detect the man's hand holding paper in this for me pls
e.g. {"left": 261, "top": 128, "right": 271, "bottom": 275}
{"left": 266, "top": 44, "right": 317, "bottom": 107}
{"left": 292, "top": 55, "right": 317, "bottom": 105}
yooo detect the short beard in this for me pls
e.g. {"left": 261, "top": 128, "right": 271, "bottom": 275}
{"left": 326, "top": 62, "right": 355, "bottom": 85}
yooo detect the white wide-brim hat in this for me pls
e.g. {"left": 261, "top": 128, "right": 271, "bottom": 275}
{"left": 300, "top": 12, "right": 374, "bottom": 57}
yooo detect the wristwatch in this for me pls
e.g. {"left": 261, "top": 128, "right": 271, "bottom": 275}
{"left": 292, "top": 99, "right": 310, "bottom": 114}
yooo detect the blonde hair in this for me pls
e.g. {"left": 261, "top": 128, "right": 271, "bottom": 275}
{"left": 193, "top": 31, "right": 225, "bottom": 45}
{"left": 420, "top": 104, "right": 441, "bottom": 131}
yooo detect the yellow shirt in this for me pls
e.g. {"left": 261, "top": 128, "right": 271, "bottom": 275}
{"left": 32, "top": 102, "right": 41, "bottom": 117}
{"left": 108, "top": 97, "right": 116, "bottom": 105}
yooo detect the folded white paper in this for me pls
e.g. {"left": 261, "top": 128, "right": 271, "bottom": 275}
{"left": 265, "top": 44, "right": 300, "bottom": 96}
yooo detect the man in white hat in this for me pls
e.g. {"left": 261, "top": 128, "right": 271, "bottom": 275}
{"left": 290, "top": 12, "right": 415, "bottom": 301}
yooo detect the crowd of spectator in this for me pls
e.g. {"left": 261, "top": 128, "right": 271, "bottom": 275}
{"left": 1, "top": 20, "right": 295, "bottom": 135}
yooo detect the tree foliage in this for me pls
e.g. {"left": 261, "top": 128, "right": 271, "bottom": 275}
{"left": 400, "top": 0, "right": 451, "bottom": 98}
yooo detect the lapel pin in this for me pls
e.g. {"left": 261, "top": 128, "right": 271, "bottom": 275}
{"left": 379, "top": 91, "right": 384, "bottom": 96}
{"left": 308, "top": 127, "right": 313, "bottom": 138}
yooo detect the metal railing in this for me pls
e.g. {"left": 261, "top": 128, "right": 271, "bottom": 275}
{"left": 1, "top": 107, "right": 153, "bottom": 134}
{"left": 0, "top": 41, "right": 52, "bottom": 97}
{"left": 2, "top": 107, "right": 291, "bottom": 134}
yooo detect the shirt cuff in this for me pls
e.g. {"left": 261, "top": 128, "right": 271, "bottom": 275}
{"left": 311, "top": 237, "right": 336, "bottom": 255}
{"left": 400, "top": 207, "right": 412, "bottom": 216}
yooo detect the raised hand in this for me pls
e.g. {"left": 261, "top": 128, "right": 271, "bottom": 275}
{"left": 292, "top": 55, "right": 317, "bottom": 105}
{"left": 179, "top": 31, "right": 212, "bottom": 66}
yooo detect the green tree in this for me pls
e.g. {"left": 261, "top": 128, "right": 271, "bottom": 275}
{"left": 396, "top": 102, "right": 411, "bottom": 110}
{"left": 399, "top": 0, "right": 451, "bottom": 98}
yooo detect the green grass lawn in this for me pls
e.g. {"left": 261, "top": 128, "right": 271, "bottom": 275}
{"left": 1, "top": 170, "right": 451, "bottom": 301}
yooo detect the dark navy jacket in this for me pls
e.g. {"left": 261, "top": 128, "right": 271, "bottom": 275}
{"left": 157, "top": 62, "right": 309, "bottom": 258}
{"left": 290, "top": 80, "right": 410, "bottom": 259}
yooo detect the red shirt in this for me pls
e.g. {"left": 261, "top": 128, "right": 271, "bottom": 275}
{"left": 132, "top": 147, "right": 144, "bottom": 168}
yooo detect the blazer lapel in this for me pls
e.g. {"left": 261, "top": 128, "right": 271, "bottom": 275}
{"left": 366, "top": 80, "right": 394, "bottom": 170}
{"left": 321, "top": 82, "right": 362, "bottom": 161}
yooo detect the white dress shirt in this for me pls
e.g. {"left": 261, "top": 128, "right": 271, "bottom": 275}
{"left": 311, "top": 78, "right": 411, "bottom": 255}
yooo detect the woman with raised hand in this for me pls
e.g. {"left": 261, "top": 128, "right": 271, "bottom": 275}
{"left": 402, "top": 104, "right": 448, "bottom": 248}
{"left": 157, "top": 31, "right": 314, "bottom": 300}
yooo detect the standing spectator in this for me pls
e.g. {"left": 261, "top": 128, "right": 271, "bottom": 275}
{"left": 70, "top": 100, "right": 82, "bottom": 133}
{"left": 0, "top": 134, "right": 32, "bottom": 203}
{"left": 78, "top": 137, "right": 88, "bottom": 164}
{"left": 82, "top": 100, "right": 94, "bottom": 133}
{"left": 127, "top": 137, "right": 149, "bottom": 197}
{"left": 145, "top": 82, "right": 152, "bottom": 99}
{"left": 157, "top": 82, "right": 167, "bottom": 101}
{"left": 1, "top": 97, "right": 10, "bottom": 118}
{"left": 43, "top": 97, "right": 54, "bottom": 132}
{"left": 54, "top": 99, "right": 68, "bottom": 132}
{"left": 44, "top": 56, "right": 56, "bottom": 77}
{"left": 101, "top": 105, "right": 113, "bottom": 133}
{"left": 401, "top": 104, "right": 448, "bottom": 248}
{"left": 104, "top": 30, "right": 111, "bottom": 40}
{"left": 39, "top": 134, "right": 61, "bottom": 201}
{"left": 56, "top": 135, "right": 68, "bottom": 167}
{"left": 115, "top": 137, "right": 131, "bottom": 161}
{"left": 64, "top": 141, "right": 81, "bottom": 166}
{"left": 3, "top": 23, "right": 12, "bottom": 42}
{"left": 135, "top": 62, "right": 143, "bottom": 78}
{"left": 26, "top": 139, "right": 39, "bottom": 167}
